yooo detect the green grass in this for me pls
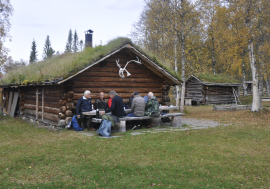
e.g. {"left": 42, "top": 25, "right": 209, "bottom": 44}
{"left": 1, "top": 107, "right": 270, "bottom": 188}
{"left": 196, "top": 73, "right": 240, "bottom": 83}
{"left": 2, "top": 37, "right": 181, "bottom": 85}
{"left": 239, "top": 95, "right": 253, "bottom": 105}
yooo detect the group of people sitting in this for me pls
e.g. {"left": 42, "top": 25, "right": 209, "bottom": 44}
{"left": 75, "top": 90, "right": 160, "bottom": 132}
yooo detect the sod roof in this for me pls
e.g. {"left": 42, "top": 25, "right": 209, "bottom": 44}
{"left": 187, "top": 74, "right": 242, "bottom": 86}
{"left": 1, "top": 37, "right": 182, "bottom": 87}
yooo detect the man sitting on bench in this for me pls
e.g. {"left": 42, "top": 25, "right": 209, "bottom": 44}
{"left": 126, "top": 91, "right": 145, "bottom": 130}
{"left": 76, "top": 90, "right": 95, "bottom": 131}
{"left": 100, "top": 90, "right": 126, "bottom": 117}
{"left": 145, "top": 92, "right": 160, "bottom": 129}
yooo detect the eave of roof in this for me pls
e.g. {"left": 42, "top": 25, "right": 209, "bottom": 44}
{"left": 186, "top": 75, "right": 242, "bottom": 86}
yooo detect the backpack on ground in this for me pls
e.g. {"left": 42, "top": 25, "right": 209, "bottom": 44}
{"left": 70, "top": 115, "right": 83, "bottom": 131}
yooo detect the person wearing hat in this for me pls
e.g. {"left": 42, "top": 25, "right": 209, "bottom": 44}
{"left": 126, "top": 91, "right": 145, "bottom": 130}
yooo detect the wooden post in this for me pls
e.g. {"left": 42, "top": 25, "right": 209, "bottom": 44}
{"left": 42, "top": 88, "right": 44, "bottom": 121}
{"left": 7, "top": 91, "right": 13, "bottom": 115}
{"left": 36, "top": 88, "right": 38, "bottom": 120}
{"left": 0, "top": 88, "right": 3, "bottom": 109}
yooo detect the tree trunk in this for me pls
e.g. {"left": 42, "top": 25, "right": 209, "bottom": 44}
{"left": 180, "top": 27, "right": 186, "bottom": 112}
{"left": 211, "top": 36, "right": 216, "bottom": 75}
{"left": 248, "top": 41, "right": 260, "bottom": 112}
{"left": 174, "top": 1, "right": 180, "bottom": 108}
{"left": 267, "top": 79, "right": 270, "bottom": 96}
{"left": 242, "top": 63, "right": 248, "bottom": 97}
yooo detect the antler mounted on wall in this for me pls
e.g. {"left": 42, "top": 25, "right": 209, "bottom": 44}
{"left": 116, "top": 57, "right": 141, "bottom": 78}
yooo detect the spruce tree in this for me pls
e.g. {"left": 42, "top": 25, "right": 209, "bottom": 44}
{"left": 73, "top": 30, "right": 79, "bottom": 53}
{"left": 43, "top": 35, "right": 55, "bottom": 59}
{"left": 29, "top": 39, "right": 38, "bottom": 63}
{"left": 65, "top": 29, "right": 73, "bottom": 52}
{"left": 79, "top": 40, "right": 84, "bottom": 51}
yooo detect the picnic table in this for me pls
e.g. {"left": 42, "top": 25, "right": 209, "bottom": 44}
{"left": 82, "top": 106, "right": 179, "bottom": 116}
{"left": 82, "top": 106, "right": 183, "bottom": 133}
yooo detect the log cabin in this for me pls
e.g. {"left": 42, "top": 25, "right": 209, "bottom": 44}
{"left": 0, "top": 38, "right": 182, "bottom": 127}
{"left": 185, "top": 74, "right": 242, "bottom": 105}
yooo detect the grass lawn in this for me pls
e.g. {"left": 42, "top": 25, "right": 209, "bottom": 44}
{"left": 0, "top": 103, "right": 270, "bottom": 188}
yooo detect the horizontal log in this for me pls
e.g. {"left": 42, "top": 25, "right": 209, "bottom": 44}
{"left": 73, "top": 92, "right": 162, "bottom": 100}
{"left": 92, "top": 61, "right": 146, "bottom": 69}
{"left": 73, "top": 76, "right": 164, "bottom": 83}
{"left": 25, "top": 100, "right": 37, "bottom": 105}
{"left": 19, "top": 102, "right": 25, "bottom": 106}
{"left": 23, "top": 114, "right": 58, "bottom": 126}
{"left": 73, "top": 88, "right": 163, "bottom": 93}
{"left": 86, "top": 67, "right": 153, "bottom": 74}
{"left": 73, "top": 82, "right": 162, "bottom": 88}
{"left": 24, "top": 103, "right": 60, "bottom": 114}
{"left": 77, "top": 71, "right": 158, "bottom": 78}
{"left": 20, "top": 106, "right": 25, "bottom": 111}
{"left": 24, "top": 109, "right": 59, "bottom": 122}
{"left": 24, "top": 95, "right": 60, "bottom": 102}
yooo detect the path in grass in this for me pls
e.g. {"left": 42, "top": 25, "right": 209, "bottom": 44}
{"left": 78, "top": 117, "right": 229, "bottom": 138}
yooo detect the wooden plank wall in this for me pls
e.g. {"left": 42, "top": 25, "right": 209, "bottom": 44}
{"left": 20, "top": 86, "right": 61, "bottom": 125}
{"left": 204, "top": 86, "right": 236, "bottom": 104}
{"left": 185, "top": 79, "right": 204, "bottom": 103}
{"left": 186, "top": 78, "right": 237, "bottom": 105}
{"left": 70, "top": 49, "right": 169, "bottom": 107}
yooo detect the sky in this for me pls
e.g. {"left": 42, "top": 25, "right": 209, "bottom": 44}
{"left": 5, "top": 0, "right": 146, "bottom": 62}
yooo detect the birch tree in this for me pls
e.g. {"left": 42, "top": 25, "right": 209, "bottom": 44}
{"left": 135, "top": 0, "right": 200, "bottom": 111}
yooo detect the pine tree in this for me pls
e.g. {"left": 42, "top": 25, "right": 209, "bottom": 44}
{"left": 65, "top": 29, "right": 73, "bottom": 52}
{"left": 73, "top": 30, "right": 79, "bottom": 53}
{"left": 43, "top": 35, "right": 55, "bottom": 59}
{"left": 79, "top": 40, "right": 84, "bottom": 52}
{"left": 29, "top": 39, "right": 38, "bottom": 63}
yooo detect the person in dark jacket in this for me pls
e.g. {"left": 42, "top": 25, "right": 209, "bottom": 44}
{"left": 94, "top": 92, "right": 108, "bottom": 111}
{"left": 100, "top": 90, "right": 126, "bottom": 117}
{"left": 76, "top": 90, "right": 95, "bottom": 131}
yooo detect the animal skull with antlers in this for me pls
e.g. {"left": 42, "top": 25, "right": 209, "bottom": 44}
{"left": 116, "top": 57, "right": 141, "bottom": 78}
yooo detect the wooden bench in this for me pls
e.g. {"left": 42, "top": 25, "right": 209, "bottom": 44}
{"left": 93, "top": 113, "right": 185, "bottom": 133}
{"left": 262, "top": 97, "right": 270, "bottom": 102}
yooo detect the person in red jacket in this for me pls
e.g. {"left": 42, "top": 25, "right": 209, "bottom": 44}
{"left": 108, "top": 97, "right": 112, "bottom": 108}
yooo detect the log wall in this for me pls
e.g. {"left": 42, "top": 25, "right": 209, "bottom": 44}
{"left": 185, "top": 79, "right": 204, "bottom": 103}
{"left": 204, "top": 86, "right": 236, "bottom": 104}
{"left": 185, "top": 78, "right": 237, "bottom": 105}
{"left": 71, "top": 49, "right": 170, "bottom": 107}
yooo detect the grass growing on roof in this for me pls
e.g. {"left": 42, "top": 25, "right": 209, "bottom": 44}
{"left": 196, "top": 73, "right": 240, "bottom": 83}
{"left": 2, "top": 37, "right": 181, "bottom": 85}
